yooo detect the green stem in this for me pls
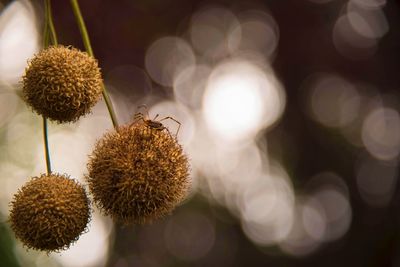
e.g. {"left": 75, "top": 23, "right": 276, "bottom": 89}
{"left": 42, "top": 0, "right": 54, "bottom": 175}
{"left": 46, "top": 0, "right": 58, "bottom": 45}
{"left": 69, "top": 0, "right": 119, "bottom": 128}
{"left": 42, "top": 117, "right": 52, "bottom": 174}
{"left": 43, "top": 1, "right": 49, "bottom": 47}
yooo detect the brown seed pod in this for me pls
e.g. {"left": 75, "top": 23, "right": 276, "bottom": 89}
{"left": 22, "top": 45, "right": 103, "bottom": 123}
{"left": 87, "top": 122, "right": 190, "bottom": 224}
{"left": 9, "top": 173, "right": 91, "bottom": 252}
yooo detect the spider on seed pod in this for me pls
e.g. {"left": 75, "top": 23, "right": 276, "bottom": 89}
{"left": 86, "top": 105, "right": 190, "bottom": 225}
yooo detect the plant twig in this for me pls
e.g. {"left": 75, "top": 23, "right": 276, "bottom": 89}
{"left": 42, "top": 0, "right": 57, "bottom": 174}
{"left": 42, "top": 117, "right": 52, "bottom": 174}
{"left": 46, "top": 0, "right": 58, "bottom": 45}
{"left": 70, "top": 0, "right": 119, "bottom": 128}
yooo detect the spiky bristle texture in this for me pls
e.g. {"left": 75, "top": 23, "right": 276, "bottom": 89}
{"left": 87, "top": 122, "right": 190, "bottom": 224}
{"left": 22, "top": 45, "right": 102, "bottom": 123}
{"left": 9, "top": 174, "right": 91, "bottom": 252}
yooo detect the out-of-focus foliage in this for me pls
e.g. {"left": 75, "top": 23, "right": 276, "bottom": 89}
{"left": 0, "top": 220, "right": 20, "bottom": 267}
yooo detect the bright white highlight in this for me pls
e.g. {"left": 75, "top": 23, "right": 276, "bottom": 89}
{"left": 202, "top": 60, "right": 284, "bottom": 142}
{"left": 0, "top": 0, "right": 39, "bottom": 84}
{"left": 205, "top": 76, "right": 261, "bottom": 135}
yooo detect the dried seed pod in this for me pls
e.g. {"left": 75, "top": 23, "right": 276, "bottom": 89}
{"left": 9, "top": 173, "right": 91, "bottom": 252}
{"left": 22, "top": 45, "right": 103, "bottom": 123}
{"left": 87, "top": 122, "right": 190, "bottom": 224}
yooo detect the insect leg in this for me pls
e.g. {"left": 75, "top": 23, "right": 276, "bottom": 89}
{"left": 137, "top": 104, "right": 150, "bottom": 119}
{"left": 131, "top": 112, "right": 145, "bottom": 126}
{"left": 159, "top": 116, "right": 181, "bottom": 137}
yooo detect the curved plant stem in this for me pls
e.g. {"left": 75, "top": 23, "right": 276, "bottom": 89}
{"left": 69, "top": 0, "right": 119, "bottom": 128}
{"left": 42, "top": 0, "right": 57, "bottom": 175}
{"left": 46, "top": 0, "right": 58, "bottom": 45}
{"left": 43, "top": 1, "right": 49, "bottom": 47}
{"left": 42, "top": 117, "right": 52, "bottom": 174}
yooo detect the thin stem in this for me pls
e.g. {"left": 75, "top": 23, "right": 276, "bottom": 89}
{"left": 69, "top": 0, "right": 119, "bottom": 128}
{"left": 46, "top": 0, "right": 58, "bottom": 45}
{"left": 42, "top": 0, "right": 54, "bottom": 175}
{"left": 42, "top": 117, "right": 52, "bottom": 174}
{"left": 69, "top": 0, "right": 92, "bottom": 56}
{"left": 43, "top": 0, "right": 49, "bottom": 47}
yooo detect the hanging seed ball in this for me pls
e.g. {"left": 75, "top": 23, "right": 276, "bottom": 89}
{"left": 87, "top": 122, "right": 190, "bottom": 224}
{"left": 22, "top": 45, "right": 103, "bottom": 123}
{"left": 9, "top": 173, "right": 91, "bottom": 252}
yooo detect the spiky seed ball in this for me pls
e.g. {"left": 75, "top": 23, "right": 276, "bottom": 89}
{"left": 22, "top": 45, "right": 103, "bottom": 123}
{"left": 9, "top": 173, "right": 91, "bottom": 252}
{"left": 87, "top": 122, "right": 190, "bottom": 224}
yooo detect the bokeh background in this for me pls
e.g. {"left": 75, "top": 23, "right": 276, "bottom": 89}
{"left": 1, "top": 0, "right": 400, "bottom": 266}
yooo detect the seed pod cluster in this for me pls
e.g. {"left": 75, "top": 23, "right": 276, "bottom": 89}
{"left": 87, "top": 122, "right": 190, "bottom": 224}
{"left": 9, "top": 174, "right": 90, "bottom": 252}
{"left": 22, "top": 45, "right": 103, "bottom": 123}
{"left": 12, "top": 43, "right": 191, "bottom": 254}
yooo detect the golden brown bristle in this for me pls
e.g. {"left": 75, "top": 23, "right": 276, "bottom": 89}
{"left": 22, "top": 45, "right": 103, "bottom": 123}
{"left": 86, "top": 122, "right": 190, "bottom": 224}
{"left": 9, "top": 173, "right": 91, "bottom": 252}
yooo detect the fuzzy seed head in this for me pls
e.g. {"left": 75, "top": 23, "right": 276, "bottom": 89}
{"left": 9, "top": 174, "right": 91, "bottom": 252}
{"left": 87, "top": 122, "right": 190, "bottom": 224}
{"left": 22, "top": 45, "right": 103, "bottom": 123}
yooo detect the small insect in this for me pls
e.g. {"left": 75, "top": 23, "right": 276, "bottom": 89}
{"left": 132, "top": 104, "right": 181, "bottom": 137}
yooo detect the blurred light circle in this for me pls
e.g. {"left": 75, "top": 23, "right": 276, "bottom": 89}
{"left": 0, "top": 0, "right": 39, "bottom": 84}
{"left": 333, "top": 15, "right": 377, "bottom": 60}
{"left": 216, "top": 143, "right": 262, "bottom": 188}
{"left": 173, "top": 64, "right": 211, "bottom": 109}
{"left": 306, "top": 172, "right": 350, "bottom": 195}
{"left": 242, "top": 195, "right": 294, "bottom": 246}
{"left": 229, "top": 10, "right": 279, "bottom": 59}
{"left": 314, "top": 187, "right": 352, "bottom": 242}
{"left": 190, "top": 7, "right": 240, "bottom": 59}
{"left": 356, "top": 157, "right": 397, "bottom": 207}
{"left": 351, "top": 0, "right": 386, "bottom": 9}
{"left": 145, "top": 36, "right": 195, "bottom": 87}
{"left": 347, "top": 1, "right": 389, "bottom": 39}
{"left": 303, "top": 172, "right": 351, "bottom": 242}
{"left": 240, "top": 175, "right": 278, "bottom": 223}
{"left": 165, "top": 211, "right": 215, "bottom": 261}
{"left": 240, "top": 166, "right": 295, "bottom": 245}
{"left": 302, "top": 197, "right": 327, "bottom": 241}
{"left": 279, "top": 200, "right": 324, "bottom": 257}
{"left": 308, "top": 73, "right": 360, "bottom": 128}
{"left": 362, "top": 107, "right": 400, "bottom": 160}
{"left": 202, "top": 59, "right": 285, "bottom": 142}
